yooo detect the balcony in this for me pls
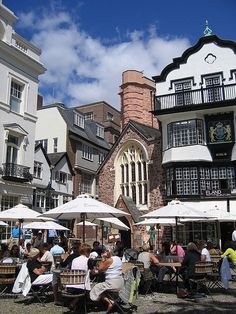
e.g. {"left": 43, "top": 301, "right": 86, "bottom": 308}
{"left": 154, "top": 83, "right": 236, "bottom": 115}
{"left": 1, "top": 163, "right": 32, "bottom": 183}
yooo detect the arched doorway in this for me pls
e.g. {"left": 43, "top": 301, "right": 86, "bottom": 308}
{"left": 119, "top": 216, "right": 131, "bottom": 249}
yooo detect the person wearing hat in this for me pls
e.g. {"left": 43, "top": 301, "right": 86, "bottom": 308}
{"left": 33, "top": 231, "right": 44, "bottom": 249}
{"left": 27, "top": 248, "right": 53, "bottom": 286}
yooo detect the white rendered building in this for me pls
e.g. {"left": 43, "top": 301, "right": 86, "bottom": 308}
{"left": 0, "top": 1, "right": 46, "bottom": 225}
{"left": 152, "top": 31, "right": 236, "bottom": 243}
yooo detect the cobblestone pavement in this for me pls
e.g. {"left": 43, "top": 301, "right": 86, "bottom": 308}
{"left": 1, "top": 281, "right": 236, "bottom": 314}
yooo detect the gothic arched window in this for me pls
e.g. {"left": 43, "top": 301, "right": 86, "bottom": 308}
{"left": 117, "top": 142, "right": 148, "bottom": 207}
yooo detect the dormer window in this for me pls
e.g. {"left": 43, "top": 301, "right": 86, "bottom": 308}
{"left": 74, "top": 112, "right": 84, "bottom": 129}
{"left": 96, "top": 124, "right": 104, "bottom": 138}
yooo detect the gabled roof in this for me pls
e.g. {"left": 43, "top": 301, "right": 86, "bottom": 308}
{"left": 47, "top": 152, "right": 73, "bottom": 174}
{"left": 153, "top": 35, "right": 236, "bottom": 83}
{"left": 35, "top": 143, "right": 51, "bottom": 166}
{"left": 97, "top": 120, "right": 160, "bottom": 174}
{"left": 118, "top": 195, "right": 141, "bottom": 223}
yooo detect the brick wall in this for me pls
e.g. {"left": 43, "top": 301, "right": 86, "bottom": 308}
{"left": 119, "top": 70, "right": 159, "bottom": 130}
{"left": 98, "top": 127, "right": 164, "bottom": 211}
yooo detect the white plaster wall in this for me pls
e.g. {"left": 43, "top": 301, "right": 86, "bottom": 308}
{"left": 32, "top": 148, "right": 51, "bottom": 188}
{"left": 35, "top": 107, "right": 67, "bottom": 153}
{"left": 156, "top": 42, "right": 236, "bottom": 95}
{"left": 51, "top": 156, "right": 73, "bottom": 195}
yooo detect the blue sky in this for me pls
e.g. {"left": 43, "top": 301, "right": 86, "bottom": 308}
{"left": 3, "top": 0, "right": 236, "bottom": 109}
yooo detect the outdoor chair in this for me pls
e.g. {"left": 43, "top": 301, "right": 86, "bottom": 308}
{"left": 0, "top": 263, "right": 17, "bottom": 297}
{"left": 208, "top": 256, "right": 223, "bottom": 289}
{"left": 60, "top": 269, "right": 87, "bottom": 314}
{"left": 189, "top": 262, "right": 213, "bottom": 298}
{"left": 104, "top": 265, "right": 141, "bottom": 314}
{"left": 140, "top": 268, "right": 155, "bottom": 296}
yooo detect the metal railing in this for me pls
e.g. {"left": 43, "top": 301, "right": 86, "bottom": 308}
{"left": 154, "top": 83, "right": 236, "bottom": 111}
{"left": 1, "top": 163, "right": 32, "bottom": 182}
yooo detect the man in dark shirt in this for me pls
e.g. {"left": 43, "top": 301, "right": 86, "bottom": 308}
{"left": 27, "top": 248, "right": 53, "bottom": 284}
{"left": 60, "top": 242, "right": 80, "bottom": 268}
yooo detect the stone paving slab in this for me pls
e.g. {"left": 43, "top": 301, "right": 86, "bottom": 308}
{"left": 0, "top": 281, "right": 235, "bottom": 314}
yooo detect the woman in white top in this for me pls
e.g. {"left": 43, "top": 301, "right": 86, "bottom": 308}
{"left": 90, "top": 248, "right": 124, "bottom": 311}
{"left": 200, "top": 242, "right": 211, "bottom": 262}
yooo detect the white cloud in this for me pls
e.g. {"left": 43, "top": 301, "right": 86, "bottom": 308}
{"left": 17, "top": 8, "right": 190, "bottom": 110}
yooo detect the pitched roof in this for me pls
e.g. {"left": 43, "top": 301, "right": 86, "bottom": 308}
{"left": 119, "top": 196, "right": 141, "bottom": 223}
{"left": 58, "top": 106, "right": 110, "bottom": 150}
{"left": 128, "top": 120, "right": 161, "bottom": 141}
{"left": 47, "top": 152, "right": 65, "bottom": 166}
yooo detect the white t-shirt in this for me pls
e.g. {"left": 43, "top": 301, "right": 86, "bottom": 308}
{"left": 232, "top": 230, "right": 236, "bottom": 241}
{"left": 40, "top": 250, "right": 55, "bottom": 269}
{"left": 67, "top": 255, "right": 90, "bottom": 290}
{"left": 201, "top": 248, "right": 211, "bottom": 262}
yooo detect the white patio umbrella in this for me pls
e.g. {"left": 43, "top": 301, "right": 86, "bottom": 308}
{"left": 76, "top": 221, "right": 98, "bottom": 227}
{"left": 134, "top": 218, "right": 182, "bottom": 226}
{"left": 40, "top": 194, "right": 129, "bottom": 242}
{"left": 93, "top": 217, "right": 130, "bottom": 231}
{"left": 23, "top": 221, "right": 69, "bottom": 231}
{"left": 181, "top": 205, "right": 236, "bottom": 248}
{"left": 141, "top": 199, "right": 216, "bottom": 250}
{"left": 0, "top": 221, "right": 8, "bottom": 227}
{"left": 0, "top": 204, "right": 54, "bottom": 243}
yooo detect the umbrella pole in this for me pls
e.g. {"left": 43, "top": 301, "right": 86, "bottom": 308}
{"left": 81, "top": 213, "right": 86, "bottom": 242}
{"left": 101, "top": 222, "right": 104, "bottom": 247}
{"left": 18, "top": 219, "right": 23, "bottom": 246}
{"left": 175, "top": 217, "right": 178, "bottom": 256}
{"left": 157, "top": 225, "right": 160, "bottom": 251}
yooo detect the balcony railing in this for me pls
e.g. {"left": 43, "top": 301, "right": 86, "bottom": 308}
{"left": 1, "top": 163, "right": 32, "bottom": 182}
{"left": 154, "top": 83, "right": 236, "bottom": 111}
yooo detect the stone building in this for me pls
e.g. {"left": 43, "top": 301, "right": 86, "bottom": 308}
{"left": 98, "top": 71, "right": 165, "bottom": 248}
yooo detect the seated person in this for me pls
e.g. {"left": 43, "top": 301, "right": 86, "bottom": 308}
{"left": 24, "top": 242, "right": 32, "bottom": 258}
{"left": 138, "top": 243, "right": 169, "bottom": 283}
{"left": 40, "top": 243, "right": 55, "bottom": 271}
{"left": 170, "top": 241, "right": 185, "bottom": 257}
{"left": 200, "top": 241, "right": 211, "bottom": 262}
{"left": 180, "top": 242, "right": 201, "bottom": 291}
{"left": 27, "top": 248, "right": 53, "bottom": 286}
{"left": 221, "top": 241, "right": 236, "bottom": 267}
{"left": 90, "top": 248, "right": 124, "bottom": 312}
{"left": 50, "top": 239, "right": 65, "bottom": 255}
{"left": 2, "top": 244, "right": 21, "bottom": 263}
{"left": 60, "top": 242, "right": 81, "bottom": 269}
{"left": 91, "top": 241, "right": 103, "bottom": 256}
{"left": 58, "top": 231, "right": 68, "bottom": 252}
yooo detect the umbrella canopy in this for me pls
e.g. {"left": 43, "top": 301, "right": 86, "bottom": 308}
{"left": 40, "top": 194, "right": 129, "bottom": 220}
{"left": 40, "top": 194, "right": 129, "bottom": 241}
{"left": 134, "top": 218, "right": 183, "bottom": 226}
{"left": 141, "top": 200, "right": 217, "bottom": 220}
{"left": 0, "top": 221, "right": 8, "bottom": 227}
{"left": 0, "top": 204, "right": 54, "bottom": 222}
{"left": 141, "top": 199, "right": 216, "bottom": 248}
{"left": 76, "top": 221, "right": 98, "bottom": 227}
{"left": 93, "top": 217, "right": 130, "bottom": 231}
{"left": 23, "top": 221, "right": 69, "bottom": 231}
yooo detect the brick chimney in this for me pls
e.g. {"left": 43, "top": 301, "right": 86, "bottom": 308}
{"left": 119, "top": 70, "right": 158, "bottom": 130}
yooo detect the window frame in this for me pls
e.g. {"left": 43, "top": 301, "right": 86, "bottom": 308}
{"left": 82, "top": 143, "right": 93, "bottom": 161}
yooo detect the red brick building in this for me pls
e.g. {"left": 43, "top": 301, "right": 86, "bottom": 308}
{"left": 97, "top": 70, "right": 165, "bottom": 248}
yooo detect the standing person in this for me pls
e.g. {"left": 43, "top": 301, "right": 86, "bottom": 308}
{"left": 90, "top": 248, "right": 124, "bottom": 312}
{"left": 11, "top": 222, "right": 23, "bottom": 245}
{"left": 232, "top": 226, "right": 236, "bottom": 242}
{"left": 48, "top": 229, "right": 58, "bottom": 245}
{"left": 24, "top": 229, "right": 32, "bottom": 247}
{"left": 33, "top": 231, "right": 44, "bottom": 249}
{"left": 148, "top": 226, "right": 156, "bottom": 251}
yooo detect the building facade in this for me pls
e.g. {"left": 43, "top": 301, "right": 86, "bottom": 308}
{"left": 152, "top": 34, "right": 236, "bottom": 244}
{"left": 77, "top": 101, "right": 121, "bottom": 146}
{"left": 0, "top": 2, "right": 45, "bottom": 217}
{"left": 35, "top": 103, "right": 111, "bottom": 199}
{"left": 98, "top": 71, "right": 165, "bottom": 248}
